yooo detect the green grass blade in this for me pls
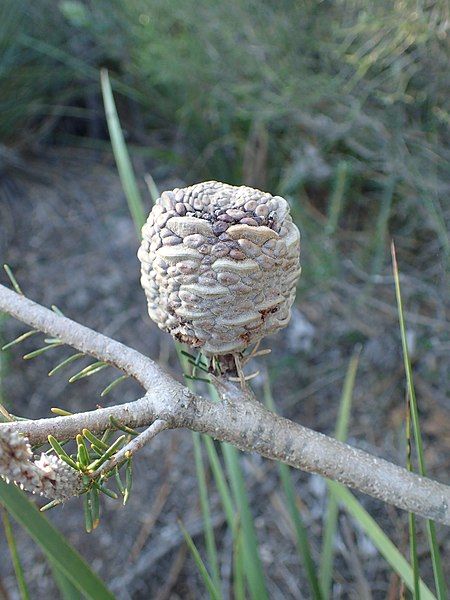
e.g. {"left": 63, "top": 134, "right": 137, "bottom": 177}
{"left": 264, "top": 381, "right": 322, "bottom": 600}
{"left": 325, "top": 161, "right": 349, "bottom": 236}
{"left": 320, "top": 484, "right": 339, "bottom": 600}
{"left": 1, "top": 508, "right": 30, "bottom": 600}
{"left": 203, "top": 436, "right": 235, "bottom": 531}
{"left": 233, "top": 525, "right": 246, "bottom": 600}
{"left": 100, "top": 69, "right": 147, "bottom": 235}
{"left": 179, "top": 520, "right": 222, "bottom": 600}
{"left": 205, "top": 383, "right": 268, "bottom": 600}
{"left": 110, "top": 87, "right": 264, "bottom": 598}
{"left": 177, "top": 349, "right": 228, "bottom": 590}
{"left": 320, "top": 347, "right": 360, "bottom": 596}
{"left": 329, "top": 483, "right": 436, "bottom": 600}
{"left": 221, "top": 443, "right": 268, "bottom": 600}
{"left": 50, "top": 562, "right": 81, "bottom": 600}
{"left": 392, "top": 242, "right": 447, "bottom": 599}
{"left": 334, "top": 347, "right": 360, "bottom": 443}
{"left": 408, "top": 504, "right": 420, "bottom": 599}
{"left": 278, "top": 463, "right": 322, "bottom": 599}
{"left": 0, "top": 481, "right": 115, "bottom": 599}
{"left": 370, "top": 176, "right": 396, "bottom": 277}
{"left": 406, "top": 393, "right": 421, "bottom": 599}
{"left": 145, "top": 173, "right": 160, "bottom": 205}
{"left": 20, "top": 34, "right": 143, "bottom": 103}
{"left": 192, "top": 432, "right": 221, "bottom": 591}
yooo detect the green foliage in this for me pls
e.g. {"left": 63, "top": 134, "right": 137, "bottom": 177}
{"left": 264, "top": 381, "right": 323, "bottom": 600}
{"left": 392, "top": 243, "right": 447, "bottom": 599}
{"left": 0, "top": 481, "right": 115, "bottom": 599}
{"left": 320, "top": 348, "right": 361, "bottom": 597}
{"left": 1, "top": 9, "right": 447, "bottom": 590}
{"left": 100, "top": 68, "right": 147, "bottom": 235}
{"left": 321, "top": 345, "right": 438, "bottom": 599}
{"left": 97, "top": 69, "right": 448, "bottom": 596}
{"left": 329, "top": 483, "right": 436, "bottom": 600}
{"left": 2, "top": 0, "right": 448, "bottom": 263}
{"left": 179, "top": 519, "right": 223, "bottom": 600}
{"left": 1, "top": 508, "right": 30, "bottom": 600}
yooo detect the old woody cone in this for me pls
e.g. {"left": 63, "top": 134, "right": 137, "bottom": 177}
{"left": 138, "top": 181, "right": 301, "bottom": 355}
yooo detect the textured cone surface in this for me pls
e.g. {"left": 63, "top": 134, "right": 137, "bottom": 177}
{"left": 138, "top": 181, "right": 301, "bottom": 355}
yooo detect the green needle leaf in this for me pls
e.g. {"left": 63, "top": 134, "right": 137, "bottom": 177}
{"left": 40, "top": 500, "right": 63, "bottom": 512}
{"left": 90, "top": 488, "right": 100, "bottom": 530}
{"left": 100, "top": 374, "right": 128, "bottom": 397}
{"left": 82, "top": 429, "right": 109, "bottom": 451}
{"left": 76, "top": 435, "right": 90, "bottom": 468}
{"left": 124, "top": 459, "right": 132, "bottom": 505}
{"left": 83, "top": 493, "right": 93, "bottom": 533}
{"left": 2, "top": 330, "right": 39, "bottom": 351}
{"left": 114, "top": 467, "right": 125, "bottom": 495}
{"left": 68, "top": 362, "right": 108, "bottom": 383}
{"left": 3, "top": 264, "right": 23, "bottom": 295}
{"left": 93, "top": 482, "right": 118, "bottom": 500}
{"left": 23, "top": 343, "right": 61, "bottom": 360}
{"left": 87, "top": 435, "right": 126, "bottom": 471}
{"left": 48, "top": 353, "right": 85, "bottom": 376}
{"left": 109, "top": 416, "right": 139, "bottom": 436}
{"left": 48, "top": 436, "right": 79, "bottom": 470}
{"left": 50, "top": 408, "right": 73, "bottom": 417}
{"left": 184, "top": 374, "right": 210, "bottom": 383}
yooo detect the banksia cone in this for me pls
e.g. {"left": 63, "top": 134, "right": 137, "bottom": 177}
{"left": 138, "top": 181, "right": 300, "bottom": 356}
{"left": 0, "top": 428, "right": 83, "bottom": 501}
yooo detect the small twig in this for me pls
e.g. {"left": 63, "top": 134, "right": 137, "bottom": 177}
{"left": 93, "top": 419, "right": 169, "bottom": 478}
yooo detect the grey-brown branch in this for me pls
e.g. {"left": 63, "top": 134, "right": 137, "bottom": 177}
{"left": 1, "top": 284, "right": 449, "bottom": 525}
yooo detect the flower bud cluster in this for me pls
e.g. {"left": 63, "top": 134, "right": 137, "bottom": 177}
{"left": 0, "top": 427, "right": 83, "bottom": 501}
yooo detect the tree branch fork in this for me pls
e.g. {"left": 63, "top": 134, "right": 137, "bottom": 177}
{"left": 0, "top": 284, "right": 449, "bottom": 525}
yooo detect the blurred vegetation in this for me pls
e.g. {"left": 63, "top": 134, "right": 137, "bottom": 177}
{"left": 1, "top": 3, "right": 449, "bottom": 596}
{"left": 1, "top": 0, "right": 449, "bottom": 272}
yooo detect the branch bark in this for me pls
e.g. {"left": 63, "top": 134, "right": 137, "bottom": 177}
{"left": 1, "top": 284, "right": 449, "bottom": 526}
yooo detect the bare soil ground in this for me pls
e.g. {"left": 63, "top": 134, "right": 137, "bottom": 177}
{"left": 0, "top": 148, "right": 449, "bottom": 599}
